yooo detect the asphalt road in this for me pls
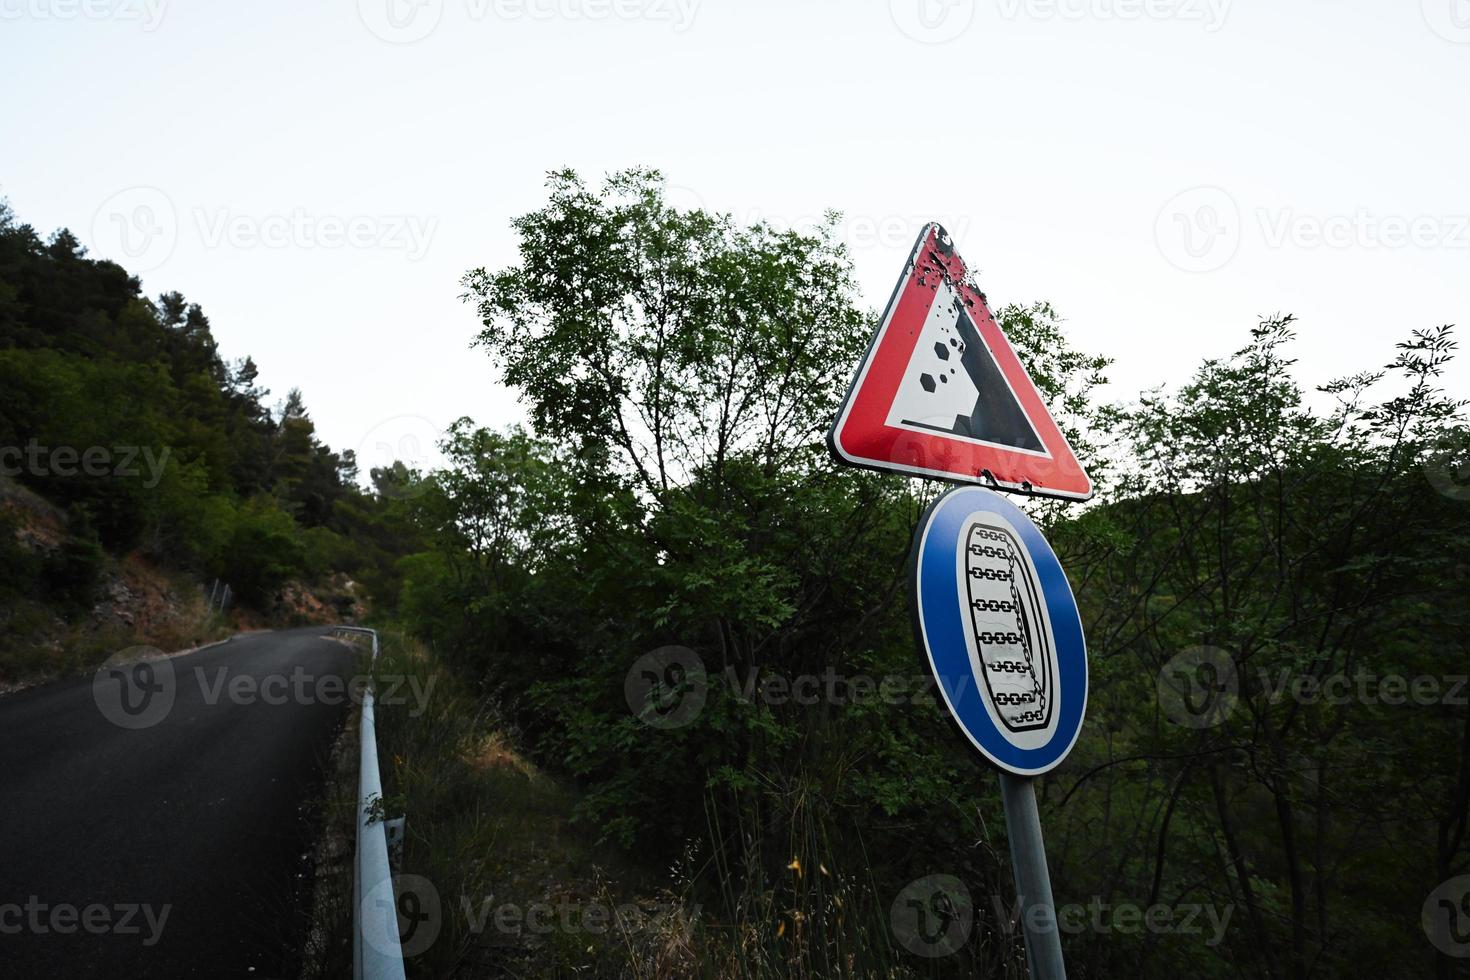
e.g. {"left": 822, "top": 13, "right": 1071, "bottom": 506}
{"left": 0, "top": 628, "right": 358, "bottom": 979}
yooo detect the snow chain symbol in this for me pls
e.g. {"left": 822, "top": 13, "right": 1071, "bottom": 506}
{"left": 965, "top": 524, "right": 1051, "bottom": 731}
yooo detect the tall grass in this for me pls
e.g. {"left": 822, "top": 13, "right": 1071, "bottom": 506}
{"left": 353, "top": 631, "right": 697, "bottom": 977}
{"left": 345, "top": 631, "right": 1020, "bottom": 979}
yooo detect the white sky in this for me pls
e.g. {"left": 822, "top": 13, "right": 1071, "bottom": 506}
{"left": 2, "top": 0, "right": 1467, "bottom": 479}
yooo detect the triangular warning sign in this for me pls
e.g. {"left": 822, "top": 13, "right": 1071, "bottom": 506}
{"left": 828, "top": 223, "right": 1093, "bottom": 501}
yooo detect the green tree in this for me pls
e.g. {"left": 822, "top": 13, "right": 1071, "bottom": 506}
{"left": 452, "top": 169, "right": 1115, "bottom": 976}
{"left": 1047, "top": 319, "right": 1469, "bottom": 980}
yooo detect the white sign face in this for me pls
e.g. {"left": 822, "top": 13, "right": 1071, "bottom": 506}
{"left": 954, "top": 512, "right": 1061, "bottom": 753}
{"left": 883, "top": 277, "right": 1046, "bottom": 457}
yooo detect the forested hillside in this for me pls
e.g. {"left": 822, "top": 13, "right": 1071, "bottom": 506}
{"left": 0, "top": 198, "right": 419, "bottom": 680}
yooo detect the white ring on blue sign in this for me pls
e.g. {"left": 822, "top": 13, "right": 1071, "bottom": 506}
{"left": 912, "top": 486, "right": 1088, "bottom": 776}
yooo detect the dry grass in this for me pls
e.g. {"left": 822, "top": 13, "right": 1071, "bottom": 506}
{"left": 336, "top": 632, "right": 959, "bottom": 980}
{"left": 353, "top": 630, "right": 702, "bottom": 978}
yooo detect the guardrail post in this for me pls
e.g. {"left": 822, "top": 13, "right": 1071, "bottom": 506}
{"left": 332, "top": 626, "right": 407, "bottom": 980}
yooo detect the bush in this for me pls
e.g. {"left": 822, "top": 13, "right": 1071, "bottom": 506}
{"left": 221, "top": 498, "right": 305, "bottom": 604}
{"left": 42, "top": 508, "right": 105, "bottom": 610}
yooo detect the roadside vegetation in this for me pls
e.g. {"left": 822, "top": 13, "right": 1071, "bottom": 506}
{"left": 6, "top": 173, "right": 1467, "bottom": 978}
{"left": 307, "top": 630, "right": 697, "bottom": 978}
{"left": 368, "top": 169, "right": 1470, "bottom": 978}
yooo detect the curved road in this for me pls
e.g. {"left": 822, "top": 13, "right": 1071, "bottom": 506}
{"left": 0, "top": 628, "right": 357, "bottom": 978}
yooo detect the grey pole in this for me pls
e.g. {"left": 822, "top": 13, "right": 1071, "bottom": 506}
{"left": 999, "top": 772, "right": 1067, "bottom": 980}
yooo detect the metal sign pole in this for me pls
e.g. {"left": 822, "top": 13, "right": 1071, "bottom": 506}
{"left": 999, "top": 772, "right": 1066, "bottom": 980}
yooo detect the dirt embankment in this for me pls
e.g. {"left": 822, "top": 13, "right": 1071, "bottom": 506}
{"left": 0, "top": 477, "right": 365, "bottom": 690}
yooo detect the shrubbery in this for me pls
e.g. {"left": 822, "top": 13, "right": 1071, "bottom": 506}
{"left": 389, "top": 170, "right": 1470, "bottom": 979}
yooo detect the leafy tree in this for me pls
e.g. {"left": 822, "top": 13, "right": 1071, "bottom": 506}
{"left": 221, "top": 497, "right": 305, "bottom": 605}
{"left": 1046, "top": 318, "right": 1469, "bottom": 979}
{"left": 448, "top": 169, "right": 1116, "bottom": 975}
{"left": 423, "top": 170, "right": 1470, "bottom": 978}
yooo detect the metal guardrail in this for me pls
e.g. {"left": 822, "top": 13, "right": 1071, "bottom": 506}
{"left": 330, "top": 626, "right": 407, "bottom": 980}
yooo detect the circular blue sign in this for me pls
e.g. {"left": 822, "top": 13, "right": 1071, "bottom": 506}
{"left": 910, "top": 486, "right": 1088, "bottom": 776}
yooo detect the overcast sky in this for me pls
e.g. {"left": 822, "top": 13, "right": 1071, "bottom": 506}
{"left": 3, "top": 0, "right": 1467, "bottom": 479}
